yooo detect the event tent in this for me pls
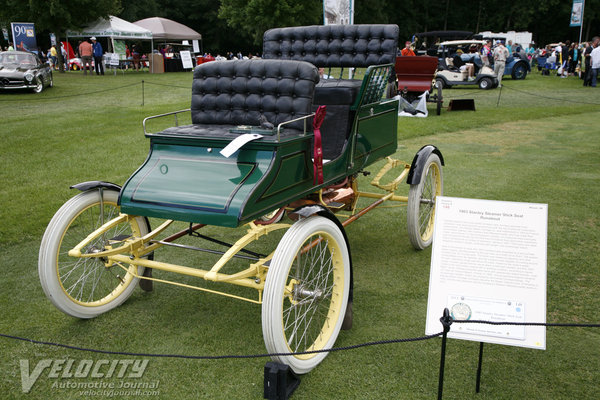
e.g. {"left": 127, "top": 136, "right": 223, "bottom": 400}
{"left": 133, "top": 17, "right": 201, "bottom": 40}
{"left": 66, "top": 15, "right": 153, "bottom": 40}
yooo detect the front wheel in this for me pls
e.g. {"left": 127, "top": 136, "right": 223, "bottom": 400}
{"left": 262, "top": 216, "right": 350, "bottom": 374}
{"left": 32, "top": 77, "right": 43, "bottom": 93}
{"left": 407, "top": 154, "right": 443, "bottom": 250}
{"left": 478, "top": 77, "right": 493, "bottom": 90}
{"left": 39, "top": 189, "right": 150, "bottom": 318}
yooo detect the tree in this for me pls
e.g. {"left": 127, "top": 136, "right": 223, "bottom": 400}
{"left": 218, "top": 0, "right": 322, "bottom": 46}
{"left": 0, "top": 0, "right": 122, "bottom": 71}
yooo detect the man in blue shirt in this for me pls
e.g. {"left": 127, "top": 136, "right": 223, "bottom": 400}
{"left": 91, "top": 37, "right": 104, "bottom": 75}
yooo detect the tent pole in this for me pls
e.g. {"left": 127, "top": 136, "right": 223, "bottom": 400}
{"left": 151, "top": 38, "right": 154, "bottom": 73}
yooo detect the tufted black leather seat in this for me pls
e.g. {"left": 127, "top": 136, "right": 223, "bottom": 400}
{"left": 263, "top": 24, "right": 399, "bottom": 106}
{"left": 159, "top": 59, "right": 319, "bottom": 139}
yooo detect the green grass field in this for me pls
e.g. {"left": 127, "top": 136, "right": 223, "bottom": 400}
{"left": 1, "top": 69, "right": 599, "bottom": 399}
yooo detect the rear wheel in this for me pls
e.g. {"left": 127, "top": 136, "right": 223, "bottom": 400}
{"left": 39, "top": 189, "right": 150, "bottom": 318}
{"left": 262, "top": 216, "right": 350, "bottom": 374}
{"left": 435, "top": 80, "right": 443, "bottom": 115}
{"left": 512, "top": 64, "right": 527, "bottom": 80}
{"left": 407, "top": 154, "right": 443, "bottom": 250}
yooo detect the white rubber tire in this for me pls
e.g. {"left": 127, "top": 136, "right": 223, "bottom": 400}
{"left": 407, "top": 154, "right": 443, "bottom": 250}
{"left": 262, "top": 216, "right": 350, "bottom": 374}
{"left": 39, "top": 189, "right": 149, "bottom": 318}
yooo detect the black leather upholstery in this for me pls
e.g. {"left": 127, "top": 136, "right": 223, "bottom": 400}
{"left": 313, "top": 79, "right": 362, "bottom": 105}
{"left": 263, "top": 24, "right": 399, "bottom": 68}
{"left": 191, "top": 59, "right": 319, "bottom": 131}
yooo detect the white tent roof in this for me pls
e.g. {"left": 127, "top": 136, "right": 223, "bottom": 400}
{"left": 133, "top": 17, "right": 201, "bottom": 40}
{"left": 67, "top": 16, "right": 153, "bottom": 39}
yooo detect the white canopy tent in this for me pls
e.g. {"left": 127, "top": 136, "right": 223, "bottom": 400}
{"left": 66, "top": 16, "right": 155, "bottom": 71}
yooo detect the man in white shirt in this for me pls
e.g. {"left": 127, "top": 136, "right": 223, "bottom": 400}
{"left": 590, "top": 37, "right": 600, "bottom": 87}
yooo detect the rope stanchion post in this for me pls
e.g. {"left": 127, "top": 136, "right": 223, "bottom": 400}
{"left": 263, "top": 362, "right": 300, "bottom": 400}
{"left": 142, "top": 80, "right": 145, "bottom": 106}
{"left": 437, "top": 308, "right": 453, "bottom": 400}
{"left": 475, "top": 341, "right": 484, "bottom": 393}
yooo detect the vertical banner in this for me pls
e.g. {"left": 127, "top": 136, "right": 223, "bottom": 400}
{"left": 569, "top": 0, "right": 584, "bottom": 27}
{"left": 2, "top": 28, "right": 9, "bottom": 41}
{"left": 323, "top": 0, "right": 354, "bottom": 25}
{"left": 50, "top": 33, "right": 57, "bottom": 46}
{"left": 11, "top": 22, "right": 37, "bottom": 53}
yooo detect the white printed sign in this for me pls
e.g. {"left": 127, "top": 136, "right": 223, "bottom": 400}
{"left": 425, "top": 196, "right": 547, "bottom": 349}
{"left": 180, "top": 50, "right": 193, "bottom": 69}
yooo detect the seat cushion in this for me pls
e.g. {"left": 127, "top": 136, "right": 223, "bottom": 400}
{"left": 191, "top": 59, "right": 319, "bottom": 131}
{"left": 154, "top": 124, "right": 304, "bottom": 142}
{"left": 263, "top": 24, "right": 399, "bottom": 68}
{"left": 314, "top": 79, "right": 362, "bottom": 105}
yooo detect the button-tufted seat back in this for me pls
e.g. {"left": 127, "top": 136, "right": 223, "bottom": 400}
{"left": 262, "top": 24, "right": 399, "bottom": 68}
{"left": 191, "top": 59, "right": 319, "bottom": 131}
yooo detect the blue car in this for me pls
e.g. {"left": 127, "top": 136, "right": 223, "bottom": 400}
{"left": 503, "top": 53, "right": 531, "bottom": 80}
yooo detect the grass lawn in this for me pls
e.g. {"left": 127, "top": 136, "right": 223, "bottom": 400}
{"left": 1, "top": 69, "right": 599, "bottom": 399}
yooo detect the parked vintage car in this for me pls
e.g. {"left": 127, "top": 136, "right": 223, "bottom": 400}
{"left": 0, "top": 51, "right": 53, "bottom": 93}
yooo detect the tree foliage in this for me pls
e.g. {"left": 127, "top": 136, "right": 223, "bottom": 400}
{"left": 0, "top": 0, "right": 121, "bottom": 33}
{"left": 1, "top": 0, "right": 598, "bottom": 55}
{"left": 218, "top": 0, "right": 322, "bottom": 45}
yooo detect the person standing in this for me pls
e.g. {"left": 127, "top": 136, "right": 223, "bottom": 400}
{"left": 481, "top": 40, "right": 492, "bottom": 67}
{"left": 590, "top": 37, "right": 600, "bottom": 88}
{"left": 79, "top": 39, "right": 93, "bottom": 76}
{"left": 401, "top": 41, "right": 415, "bottom": 56}
{"left": 493, "top": 41, "right": 509, "bottom": 87}
{"left": 91, "top": 37, "right": 104, "bottom": 75}
{"left": 583, "top": 42, "right": 593, "bottom": 86}
{"left": 49, "top": 45, "right": 58, "bottom": 70}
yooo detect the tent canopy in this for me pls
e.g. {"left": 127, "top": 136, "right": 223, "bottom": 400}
{"left": 133, "top": 17, "right": 201, "bottom": 40}
{"left": 67, "top": 16, "right": 153, "bottom": 39}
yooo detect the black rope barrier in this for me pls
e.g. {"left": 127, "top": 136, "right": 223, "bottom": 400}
{"left": 144, "top": 81, "right": 191, "bottom": 90}
{"left": 500, "top": 83, "right": 600, "bottom": 105}
{"left": 0, "top": 81, "right": 142, "bottom": 102}
{"left": 0, "top": 331, "right": 443, "bottom": 360}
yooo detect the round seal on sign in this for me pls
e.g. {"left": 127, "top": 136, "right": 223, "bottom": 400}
{"left": 450, "top": 302, "right": 472, "bottom": 321}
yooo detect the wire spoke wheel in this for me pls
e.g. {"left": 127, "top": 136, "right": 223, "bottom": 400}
{"left": 407, "top": 154, "right": 443, "bottom": 249}
{"left": 262, "top": 216, "right": 350, "bottom": 374}
{"left": 39, "top": 189, "right": 149, "bottom": 318}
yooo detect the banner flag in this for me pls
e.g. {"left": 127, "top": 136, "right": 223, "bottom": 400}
{"left": 11, "top": 22, "right": 38, "bottom": 53}
{"left": 569, "top": 0, "right": 584, "bottom": 27}
{"left": 323, "top": 0, "right": 354, "bottom": 25}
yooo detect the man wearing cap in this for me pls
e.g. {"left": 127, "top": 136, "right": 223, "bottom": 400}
{"left": 401, "top": 41, "right": 415, "bottom": 56}
{"left": 91, "top": 37, "right": 104, "bottom": 75}
{"left": 78, "top": 39, "right": 93, "bottom": 76}
{"left": 493, "top": 40, "right": 509, "bottom": 87}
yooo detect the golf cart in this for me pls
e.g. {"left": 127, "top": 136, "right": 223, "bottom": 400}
{"left": 435, "top": 40, "right": 498, "bottom": 90}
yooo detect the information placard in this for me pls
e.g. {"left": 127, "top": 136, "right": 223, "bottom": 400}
{"left": 425, "top": 196, "right": 547, "bottom": 349}
{"left": 180, "top": 51, "right": 193, "bottom": 69}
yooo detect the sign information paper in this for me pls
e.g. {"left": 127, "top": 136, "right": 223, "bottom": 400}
{"left": 425, "top": 196, "right": 547, "bottom": 349}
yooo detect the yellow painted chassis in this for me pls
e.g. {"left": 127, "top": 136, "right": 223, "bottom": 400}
{"left": 67, "top": 157, "right": 412, "bottom": 305}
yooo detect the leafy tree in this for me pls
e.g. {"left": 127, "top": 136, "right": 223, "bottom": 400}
{"left": 0, "top": 0, "right": 122, "bottom": 70}
{"left": 218, "top": 0, "right": 322, "bottom": 45}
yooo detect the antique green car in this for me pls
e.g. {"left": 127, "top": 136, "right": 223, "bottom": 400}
{"left": 38, "top": 25, "right": 443, "bottom": 374}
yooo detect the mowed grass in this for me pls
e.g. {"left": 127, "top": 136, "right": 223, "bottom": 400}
{"left": 0, "top": 69, "right": 599, "bottom": 399}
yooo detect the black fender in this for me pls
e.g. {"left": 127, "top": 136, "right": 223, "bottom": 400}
{"left": 407, "top": 145, "right": 445, "bottom": 185}
{"left": 69, "top": 180, "right": 154, "bottom": 291}
{"left": 288, "top": 204, "right": 354, "bottom": 329}
{"left": 70, "top": 180, "right": 122, "bottom": 192}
